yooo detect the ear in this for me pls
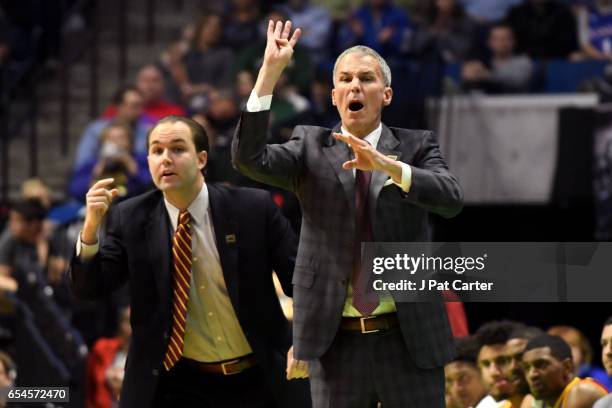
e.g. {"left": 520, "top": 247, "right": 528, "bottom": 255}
{"left": 197, "top": 150, "right": 208, "bottom": 171}
{"left": 383, "top": 86, "right": 393, "bottom": 106}
{"left": 562, "top": 358, "right": 574, "bottom": 378}
{"left": 331, "top": 88, "right": 337, "bottom": 106}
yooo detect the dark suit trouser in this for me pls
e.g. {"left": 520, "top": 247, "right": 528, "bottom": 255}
{"left": 153, "top": 360, "right": 277, "bottom": 408}
{"left": 308, "top": 327, "right": 445, "bottom": 408}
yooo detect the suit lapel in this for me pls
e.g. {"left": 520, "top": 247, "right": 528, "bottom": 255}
{"left": 208, "top": 184, "right": 240, "bottom": 310}
{"left": 369, "top": 124, "right": 401, "bottom": 222}
{"left": 322, "top": 124, "right": 355, "bottom": 215}
{"left": 146, "top": 196, "right": 173, "bottom": 309}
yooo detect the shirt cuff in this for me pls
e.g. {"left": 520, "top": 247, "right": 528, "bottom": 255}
{"left": 76, "top": 232, "right": 99, "bottom": 260}
{"left": 384, "top": 161, "right": 412, "bottom": 193}
{"left": 246, "top": 90, "right": 272, "bottom": 112}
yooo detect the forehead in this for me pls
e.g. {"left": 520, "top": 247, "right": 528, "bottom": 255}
{"left": 140, "top": 67, "right": 161, "bottom": 80}
{"left": 123, "top": 91, "right": 142, "bottom": 102}
{"left": 335, "top": 53, "right": 383, "bottom": 78}
{"left": 150, "top": 122, "right": 193, "bottom": 144}
{"left": 603, "top": 325, "right": 612, "bottom": 338}
{"left": 479, "top": 344, "right": 507, "bottom": 360}
{"left": 523, "top": 347, "right": 555, "bottom": 362}
{"left": 507, "top": 338, "right": 528, "bottom": 354}
{"left": 446, "top": 361, "right": 478, "bottom": 376}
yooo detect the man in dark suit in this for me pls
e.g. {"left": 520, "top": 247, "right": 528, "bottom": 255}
{"left": 232, "top": 20, "right": 463, "bottom": 407}
{"left": 70, "top": 116, "right": 310, "bottom": 408}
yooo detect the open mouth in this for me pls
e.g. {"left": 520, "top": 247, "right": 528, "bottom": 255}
{"left": 349, "top": 101, "right": 364, "bottom": 112}
{"left": 161, "top": 171, "right": 176, "bottom": 178}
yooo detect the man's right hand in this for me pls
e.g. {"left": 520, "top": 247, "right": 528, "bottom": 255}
{"left": 82, "top": 178, "right": 119, "bottom": 245}
{"left": 253, "top": 20, "right": 301, "bottom": 97}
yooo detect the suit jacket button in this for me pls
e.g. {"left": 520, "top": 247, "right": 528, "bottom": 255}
{"left": 152, "top": 369, "right": 159, "bottom": 376}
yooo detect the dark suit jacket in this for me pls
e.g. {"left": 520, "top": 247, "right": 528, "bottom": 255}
{"left": 70, "top": 184, "right": 309, "bottom": 408}
{"left": 232, "top": 111, "right": 463, "bottom": 368}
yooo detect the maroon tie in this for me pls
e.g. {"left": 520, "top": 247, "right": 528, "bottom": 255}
{"left": 352, "top": 169, "right": 379, "bottom": 315}
{"left": 163, "top": 210, "right": 192, "bottom": 371}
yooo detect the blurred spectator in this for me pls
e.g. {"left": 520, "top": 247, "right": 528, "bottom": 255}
{"left": 337, "top": 0, "right": 413, "bottom": 58}
{"left": 306, "top": 70, "right": 339, "bottom": 129}
{"left": 475, "top": 320, "right": 523, "bottom": 406}
{"left": 102, "top": 65, "right": 186, "bottom": 120}
{"left": 594, "top": 317, "right": 612, "bottom": 408}
{"left": 505, "top": 0, "right": 579, "bottom": 59}
{"left": 444, "top": 336, "right": 489, "bottom": 408}
{"left": 574, "top": 0, "right": 612, "bottom": 60}
{"left": 523, "top": 334, "right": 607, "bottom": 407}
{"left": 223, "top": 0, "right": 262, "bottom": 52}
{"left": 459, "top": 0, "right": 522, "bottom": 24}
{"left": 0, "top": 351, "right": 15, "bottom": 408}
{"left": 69, "top": 122, "right": 151, "bottom": 202}
{"left": 85, "top": 306, "right": 131, "bottom": 408}
{"left": 0, "top": 199, "right": 47, "bottom": 292}
{"left": 279, "top": 0, "right": 332, "bottom": 64}
{"left": 233, "top": 9, "right": 313, "bottom": 95}
{"left": 168, "top": 12, "right": 235, "bottom": 112}
{"left": 412, "top": 0, "right": 480, "bottom": 62}
{"left": 74, "top": 85, "right": 154, "bottom": 170}
{"left": 462, "top": 24, "right": 533, "bottom": 93}
{"left": 548, "top": 325, "right": 612, "bottom": 390}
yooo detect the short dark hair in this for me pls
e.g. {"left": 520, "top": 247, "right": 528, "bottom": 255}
{"left": 146, "top": 115, "right": 209, "bottom": 153}
{"left": 524, "top": 334, "right": 572, "bottom": 362}
{"left": 112, "top": 85, "right": 142, "bottom": 105}
{"left": 476, "top": 320, "right": 523, "bottom": 347}
{"left": 605, "top": 316, "right": 612, "bottom": 327}
{"left": 510, "top": 325, "right": 545, "bottom": 341}
{"left": 10, "top": 198, "right": 46, "bottom": 222}
{"left": 452, "top": 336, "right": 481, "bottom": 366}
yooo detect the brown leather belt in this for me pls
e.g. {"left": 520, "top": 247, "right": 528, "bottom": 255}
{"left": 180, "top": 354, "right": 257, "bottom": 375}
{"left": 340, "top": 313, "right": 399, "bottom": 334}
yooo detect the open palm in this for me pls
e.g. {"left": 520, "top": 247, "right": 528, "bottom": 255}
{"left": 263, "top": 20, "right": 301, "bottom": 74}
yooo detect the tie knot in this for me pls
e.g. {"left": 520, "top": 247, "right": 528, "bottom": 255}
{"left": 178, "top": 211, "right": 191, "bottom": 226}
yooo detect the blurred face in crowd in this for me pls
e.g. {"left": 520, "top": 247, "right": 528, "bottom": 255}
{"left": 522, "top": 347, "right": 572, "bottom": 402}
{"left": 489, "top": 27, "right": 515, "bottom": 59}
{"left": 117, "top": 90, "right": 144, "bottom": 124}
{"left": 8, "top": 211, "right": 42, "bottom": 244}
{"left": 436, "top": 0, "right": 455, "bottom": 14}
{"left": 602, "top": 324, "right": 612, "bottom": 376}
{"left": 332, "top": 52, "right": 392, "bottom": 138}
{"left": 506, "top": 338, "right": 531, "bottom": 396}
{"left": 445, "top": 362, "right": 488, "bottom": 408}
{"left": 198, "top": 15, "right": 222, "bottom": 49}
{"left": 478, "top": 344, "right": 515, "bottom": 400}
{"left": 147, "top": 121, "right": 206, "bottom": 196}
{"left": 102, "top": 126, "right": 132, "bottom": 153}
{"left": 137, "top": 66, "right": 165, "bottom": 104}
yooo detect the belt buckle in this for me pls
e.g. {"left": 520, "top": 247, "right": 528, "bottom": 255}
{"left": 221, "top": 359, "right": 241, "bottom": 375}
{"left": 360, "top": 316, "right": 379, "bottom": 334}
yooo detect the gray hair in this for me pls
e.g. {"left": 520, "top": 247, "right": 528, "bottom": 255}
{"left": 332, "top": 46, "right": 392, "bottom": 87}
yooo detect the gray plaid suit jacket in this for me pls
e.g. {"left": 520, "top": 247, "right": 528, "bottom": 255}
{"left": 232, "top": 110, "right": 463, "bottom": 369}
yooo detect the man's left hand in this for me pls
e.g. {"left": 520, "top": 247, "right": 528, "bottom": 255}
{"left": 333, "top": 132, "right": 402, "bottom": 183}
{"left": 286, "top": 346, "right": 309, "bottom": 380}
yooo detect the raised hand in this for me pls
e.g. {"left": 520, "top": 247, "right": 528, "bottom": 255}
{"left": 254, "top": 20, "right": 301, "bottom": 97}
{"left": 82, "top": 178, "right": 119, "bottom": 244}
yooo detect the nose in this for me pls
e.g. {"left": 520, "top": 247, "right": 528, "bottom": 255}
{"left": 350, "top": 77, "right": 361, "bottom": 93}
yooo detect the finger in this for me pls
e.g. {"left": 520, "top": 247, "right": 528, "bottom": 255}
{"left": 275, "top": 38, "right": 289, "bottom": 48}
{"left": 267, "top": 19, "right": 274, "bottom": 38}
{"left": 88, "top": 188, "right": 114, "bottom": 202}
{"left": 281, "top": 20, "right": 292, "bottom": 39}
{"left": 289, "top": 28, "right": 301, "bottom": 48}
{"left": 342, "top": 160, "right": 357, "bottom": 170}
{"left": 274, "top": 20, "right": 283, "bottom": 38}
{"left": 90, "top": 177, "right": 115, "bottom": 190}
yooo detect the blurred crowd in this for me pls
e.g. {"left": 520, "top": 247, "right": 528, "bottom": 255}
{"left": 1, "top": 0, "right": 612, "bottom": 407}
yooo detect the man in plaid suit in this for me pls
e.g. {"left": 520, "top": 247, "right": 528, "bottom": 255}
{"left": 232, "top": 19, "right": 463, "bottom": 408}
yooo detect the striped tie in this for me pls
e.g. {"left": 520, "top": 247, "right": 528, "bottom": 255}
{"left": 163, "top": 210, "right": 192, "bottom": 371}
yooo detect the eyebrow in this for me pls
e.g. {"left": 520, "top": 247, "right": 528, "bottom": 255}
{"left": 339, "top": 70, "right": 376, "bottom": 76}
{"left": 150, "top": 138, "right": 188, "bottom": 145}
